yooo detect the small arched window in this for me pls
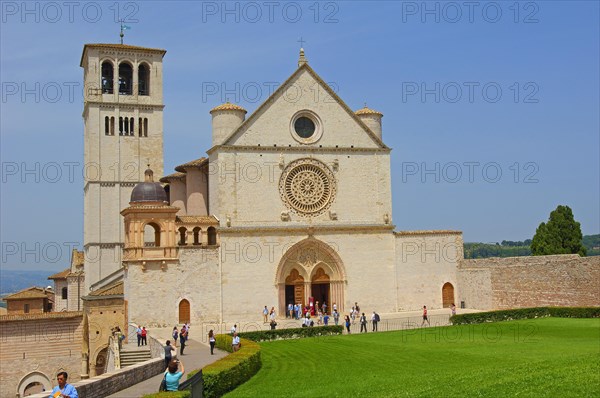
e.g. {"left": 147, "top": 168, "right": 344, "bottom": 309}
{"left": 105, "top": 116, "right": 110, "bottom": 135}
{"left": 144, "top": 223, "right": 161, "bottom": 247}
{"left": 118, "top": 62, "right": 133, "bottom": 95}
{"left": 110, "top": 117, "right": 115, "bottom": 136}
{"left": 129, "top": 117, "right": 134, "bottom": 136}
{"left": 144, "top": 118, "right": 148, "bottom": 137}
{"left": 61, "top": 287, "right": 68, "bottom": 300}
{"left": 178, "top": 227, "right": 187, "bottom": 246}
{"left": 193, "top": 227, "right": 201, "bottom": 245}
{"left": 138, "top": 63, "right": 150, "bottom": 96}
{"left": 119, "top": 117, "right": 124, "bottom": 135}
{"left": 138, "top": 117, "right": 143, "bottom": 137}
{"left": 101, "top": 61, "right": 114, "bottom": 94}
{"left": 207, "top": 227, "right": 217, "bottom": 246}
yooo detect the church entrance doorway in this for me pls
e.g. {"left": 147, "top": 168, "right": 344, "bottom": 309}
{"left": 179, "top": 299, "right": 190, "bottom": 323}
{"left": 442, "top": 282, "right": 454, "bottom": 308}
{"left": 311, "top": 268, "right": 330, "bottom": 313}
{"left": 276, "top": 238, "right": 346, "bottom": 316}
{"left": 285, "top": 269, "right": 305, "bottom": 309}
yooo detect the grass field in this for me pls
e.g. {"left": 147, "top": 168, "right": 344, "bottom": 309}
{"left": 225, "top": 318, "right": 600, "bottom": 397}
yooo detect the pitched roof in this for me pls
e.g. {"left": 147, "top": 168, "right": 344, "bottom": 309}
{"left": 174, "top": 157, "right": 208, "bottom": 172}
{"left": 3, "top": 287, "right": 52, "bottom": 300}
{"left": 218, "top": 63, "right": 389, "bottom": 149}
{"left": 48, "top": 268, "right": 70, "bottom": 280}
{"left": 159, "top": 172, "right": 186, "bottom": 183}
{"left": 355, "top": 106, "right": 383, "bottom": 116}
{"left": 87, "top": 281, "right": 124, "bottom": 297}
{"left": 176, "top": 216, "right": 219, "bottom": 224}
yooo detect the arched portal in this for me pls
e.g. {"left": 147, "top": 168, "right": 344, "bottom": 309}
{"left": 442, "top": 282, "right": 455, "bottom": 308}
{"left": 275, "top": 238, "right": 346, "bottom": 316}
{"left": 179, "top": 299, "right": 190, "bottom": 324}
{"left": 17, "top": 372, "right": 52, "bottom": 398}
{"left": 95, "top": 346, "right": 108, "bottom": 376}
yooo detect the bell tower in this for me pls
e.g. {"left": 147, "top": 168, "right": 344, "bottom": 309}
{"left": 80, "top": 43, "right": 166, "bottom": 292}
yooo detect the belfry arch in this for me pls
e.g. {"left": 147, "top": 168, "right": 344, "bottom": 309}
{"left": 275, "top": 238, "right": 346, "bottom": 315}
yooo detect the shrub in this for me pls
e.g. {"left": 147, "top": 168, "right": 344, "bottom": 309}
{"left": 143, "top": 392, "right": 190, "bottom": 398}
{"left": 451, "top": 307, "right": 600, "bottom": 325}
{"left": 237, "top": 325, "right": 343, "bottom": 342}
{"left": 201, "top": 335, "right": 262, "bottom": 398}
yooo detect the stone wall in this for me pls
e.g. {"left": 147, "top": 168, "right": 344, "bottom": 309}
{"left": 26, "top": 357, "right": 165, "bottom": 398}
{"left": 0, "top": 312, "right": 83, "bottom": 398}
{"left": 458, "top": 254, "right": 600, "bottom": 310}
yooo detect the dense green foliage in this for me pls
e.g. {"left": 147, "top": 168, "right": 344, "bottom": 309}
{"left": 194, "top": 335, "right": 262, "bottom": 398}
{"left": 226, "top": 318, "right": 600, "bottom": 397}
{"left": 531, "top": 205, "right": 586, "bottom": 256}
{"left": 583, "top": 234, "right": 600, "bottom": 256}
{"left": 237, "top": 325, "right": 343, "bottom": 342}
{"left": 450, "top": 307, "right": 600, "bottom": 325}
{"left": 463, "top": 242, "right": 531, "bottom": 258}
{"left": 143, "top": 391, "right": 190, "bottom": 398}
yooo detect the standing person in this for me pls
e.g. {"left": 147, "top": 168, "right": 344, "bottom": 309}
{"left": 333, "top": 309, "right": 340, "bottom": 326}
{"left": 231, "top": 324, "right": 237, "bottom": 335}
{"left": 355, "top": 302, "right": 360, "bottom": 314}
{"left": 323, "top": 312, "right": 330, "bottom": 325}
{"left": 322, "top": 302, "right": 327, "bottom": 315}
{"left": 49, "top": 371, "right": 78, "bottom": 398}
{"left": 344, "top": 315, "right": 351, "bottom": 334}
{"left": 172, "top": 327, "right": 179, "bottom": 348}
{"left": 294, "top": 303, "right": 299, "bottom": 320}
{"left": 451, "top": 303, "right": 457, "bottom": 316}
{"left": 263, "top": 306, "right": 269, "bottom": 323}
{"left": 371, "top": 311, "right": 380, "bottom": 332}
{"left": 421, "top": 305, "right": 430, "bottom": 326}
{"left": 287, "top": 303, "right": 293, "bottom": 318}
{"left": 208, "top": 330, "right": 216, "bottom": 355}
{"left": 164, "top": 359, "right": 185, "bottom": 392}
{"left": 179, "top": 328, "right": 187, "bottom": 355}
{"left": 269, "top": 307, "right": 276, "bottom": 323}
{"left": 141, "top": 327, "right": 148, "bottom": 346}
{"left": 360, "top": 313, "right": 368, "bottom": 333}
{"left": 136, "top": 325, "right": 142, "bottom": 347}
{"left": 164, "top": 340, "right": 175, "bottom": 369}
{"left": 232, "top": 332, "right": 241, "bottom": 352}
{"left": 350, "top": 308, "right": 356, "bottom": 324}
{"left": 333, "top": 302, "right": 337, "bottom": 313}
{"left": 270, "top": 318, "right": 277, "bottom": 330}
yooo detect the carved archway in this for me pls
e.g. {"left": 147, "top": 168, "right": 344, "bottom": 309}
{"left": 275, "top": 238, "right": 346, "bottom": 315}
{"left": 17, "top": 372, "right": 52, "bottom": 398}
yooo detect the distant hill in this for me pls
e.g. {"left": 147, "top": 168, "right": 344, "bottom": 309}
{"left": 464, "top": 234, "right": 599, "bottom": 259}
{"left": 0, "top": 269, "right": 57, "bottom": 296}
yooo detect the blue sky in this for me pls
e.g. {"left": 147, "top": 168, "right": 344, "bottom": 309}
{"left": 1, "top": 1, "right": 599, "bottom": 271}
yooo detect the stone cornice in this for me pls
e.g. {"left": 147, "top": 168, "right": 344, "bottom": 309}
{"left": 0, "top": 311, "right": 83, "bottom": 323}
{"left": 219, "top": 224, "right": 395, "bottom": 235}
{"left": 84, "top": 102, "right": 165, "bottom": 110}
{"left": 394, "top": 230, "right": 463, "bottom": 237}
{"left": 207, "top": 145, "right": 391, "bottom": 155}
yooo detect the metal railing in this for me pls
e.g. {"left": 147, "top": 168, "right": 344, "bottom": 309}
{"left": 179, "top": 369, "right": 203, "bottom": 398}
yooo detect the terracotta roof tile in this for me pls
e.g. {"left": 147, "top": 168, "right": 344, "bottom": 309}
{"left": 159, "top": 172, "right": 187, "bottom": 183}
{"left": 3, "top": 287, "right": 53, "bottom": 300}
{"left": 88, "top": 281, "right": 124, "bottom": 297}
{"left": 176, "top": 216, "right": 219, "bottom": 224}
{"left": 355, "top": 106, "right": 383, "bottom": 116}
{"left": 174, "top": 158, "right": 208, "bottom": 172}
{"left": 48, "top": 268, "right": 70, "bottom": 280}
{"left": 210, "top": 102, "right": 247, "bottom": 114}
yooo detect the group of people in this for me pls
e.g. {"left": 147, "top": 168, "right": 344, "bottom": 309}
{"left": 171, "top": 323, "right": 190, "bottom": 354}
{"left": 136, "top": 326, "right": 148, "bottom": 346}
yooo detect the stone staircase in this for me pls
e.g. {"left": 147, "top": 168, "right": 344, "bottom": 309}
{"left": 120, "top": 347, "right": 151, "bottom": 367}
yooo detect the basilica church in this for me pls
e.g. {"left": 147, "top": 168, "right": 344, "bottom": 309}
{"left": 81, "top": 42, "right": 463, "bottom": 327}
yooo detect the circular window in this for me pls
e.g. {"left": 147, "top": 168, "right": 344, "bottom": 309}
{"left": 294, "top": 117, "right": 315, "bottom": 138}
{"left": 290, "top": 111, "right": 323, "bottom": 144}
{"left": 279, "top": 158, "right": 336, "bottom": 217}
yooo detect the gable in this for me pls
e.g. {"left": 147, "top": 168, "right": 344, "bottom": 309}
{"left": 223, "top": 65, "right": 387, "bottom": 149}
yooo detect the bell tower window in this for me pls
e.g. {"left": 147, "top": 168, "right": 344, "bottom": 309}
{"left": 101, "top": 61, "right": 114, "bottom": 94}
{"left": 118, "top": 62, "right": 133, "bottom": 95}
{"left": 138, "top": 63, "right": 150, "bottom": 96}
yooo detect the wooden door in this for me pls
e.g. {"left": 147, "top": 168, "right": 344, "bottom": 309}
{"left": 442, "top": 283, "right": 454, "bottom": 308}
{"left": 179, "top": 299, "right": 190, "bottom": 323}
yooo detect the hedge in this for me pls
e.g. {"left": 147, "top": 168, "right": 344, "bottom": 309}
{"left": 237, "top": 325, "right": 344, "bottom": 342}
{"left": 450, "top": 307, "right": 600, "bottom": 325}
{"left": 142, "top": 392, "right": 190, "bottom": 398}
{"left": 194, "top": 334, "right": 262, "bottom": 398}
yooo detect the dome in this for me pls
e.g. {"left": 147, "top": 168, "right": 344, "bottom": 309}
{"left": 355, "top": 106, "right": 383, "bottom": 116}
{"left": 130, "top": 168, "right": 168, "bottom": 203}
{"left": 210, "top": 101, "right": 247, "bottom": 114}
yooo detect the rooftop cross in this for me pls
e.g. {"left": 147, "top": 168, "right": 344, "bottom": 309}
{"left": 298, "top": 37, "right": 306, "bottom": 48}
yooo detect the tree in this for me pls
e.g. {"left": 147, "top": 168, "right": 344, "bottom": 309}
{"left": 531, "top": 205, "right": 586, "bottom": 256}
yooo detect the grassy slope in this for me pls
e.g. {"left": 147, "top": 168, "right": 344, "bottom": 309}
{"left": 226, "top": 318, "right": 600, "bottom": 397}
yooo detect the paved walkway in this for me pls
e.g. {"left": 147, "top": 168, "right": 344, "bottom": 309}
{"left": 107, "top": 329, "right": 227, "bottom": 398}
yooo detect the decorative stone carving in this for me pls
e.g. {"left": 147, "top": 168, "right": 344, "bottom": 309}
{"left": 329, "top": 210, "right": 338, "bottom": 220}
{"left": 383, "top": 213, "right": 390, "bottom": 224}
{"left": 281, "top": 211, "right": 291, "bottom": 221}
{"left": 279, "top": 158, "right": 337, "bottom": 217}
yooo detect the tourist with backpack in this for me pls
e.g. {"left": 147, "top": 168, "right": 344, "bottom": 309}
{"left": 372, "top": 311, "right": 380, "bottom": 331}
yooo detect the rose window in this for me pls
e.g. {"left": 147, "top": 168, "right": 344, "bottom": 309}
{"left": 279, "top": 159, "right": 336, "bottom": 216}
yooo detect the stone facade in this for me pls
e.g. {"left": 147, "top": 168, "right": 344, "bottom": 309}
{"left": 458, "top": 255, "right": 600, "bottom": 310}
{"left": 0, "top": 312, "right": 83, "bottom": 398}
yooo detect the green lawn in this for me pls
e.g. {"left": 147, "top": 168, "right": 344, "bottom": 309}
{"left": 225, "top": 318, "right": 600, "bottom": 397}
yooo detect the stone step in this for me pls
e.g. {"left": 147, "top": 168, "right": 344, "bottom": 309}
{"left": 119, "top": 349, "right": 151, "bottom": 367}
